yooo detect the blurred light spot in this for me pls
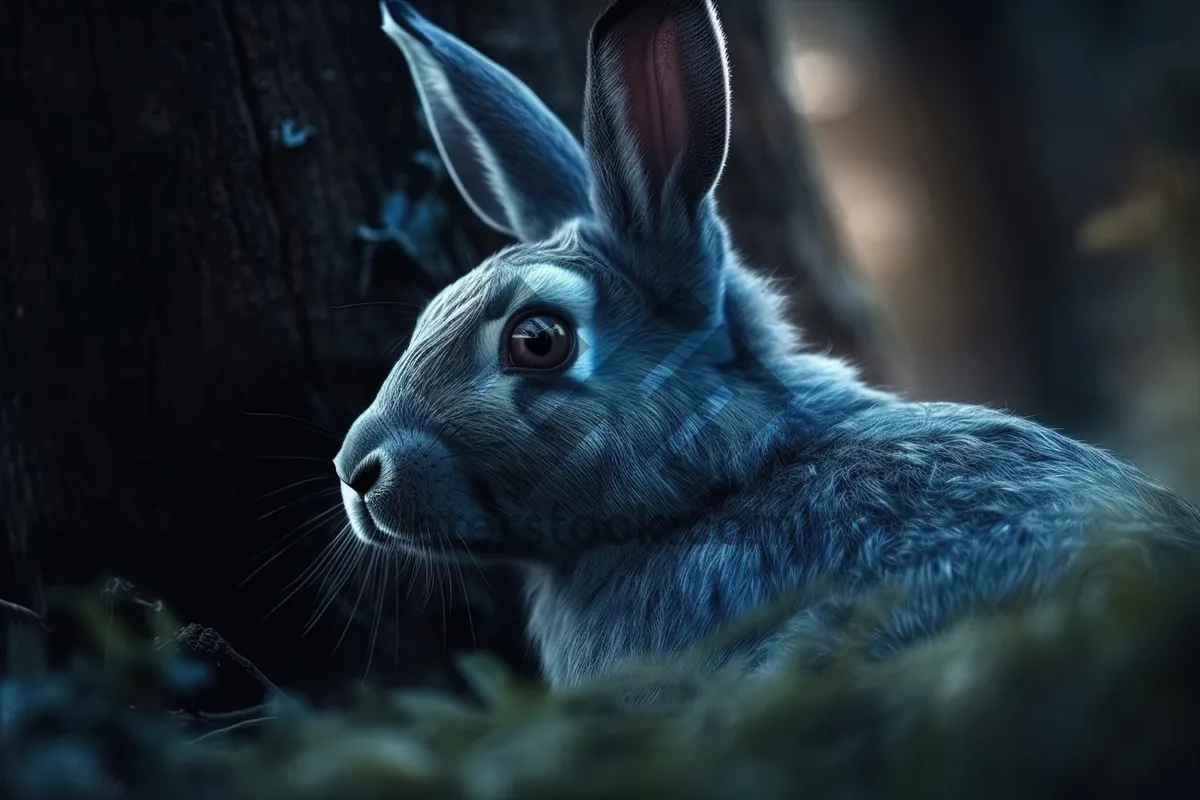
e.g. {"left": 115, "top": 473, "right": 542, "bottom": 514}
{"left": 835, "top": 172, "right": 914, "bottom": 240}
{"left": 787, "top": 49, "right": 859, "bottom": 121}
{"left": 828, "top": 169, "right": 925, "bottom": 270}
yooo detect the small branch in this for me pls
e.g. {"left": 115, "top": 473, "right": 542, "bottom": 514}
{"left": 187, "top": 716, "right": 278, "bottom": 744}
{"left": 157, "top": 623, "right": 294, "bottom": 702}
{"left": 166, "top": 703, "right": 271, "bottom": 725}
{"left": 0, "top": 596, "right": 50, "bottom": 630}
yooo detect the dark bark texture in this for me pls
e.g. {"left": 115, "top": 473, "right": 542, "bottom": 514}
{"left": 0, "top": 0, "right": 881, "bottom": 699}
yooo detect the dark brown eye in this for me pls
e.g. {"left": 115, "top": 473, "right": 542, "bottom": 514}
{"left": 504, "top": 313, "right": 575, "bottom": 371}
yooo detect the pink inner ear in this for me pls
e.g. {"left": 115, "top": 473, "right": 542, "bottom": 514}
{"left": 622, "top": 17, "right": 688, "bottom": 184}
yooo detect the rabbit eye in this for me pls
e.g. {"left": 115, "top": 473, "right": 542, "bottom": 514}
{"left": 504, "top": 313, "right": 575, "bottom": 372}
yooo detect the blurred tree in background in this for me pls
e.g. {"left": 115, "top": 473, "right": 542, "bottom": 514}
{"left": 1, "top": 0, "right": 1197, "bottom": 712}
{"left": 773, "top": 0, "right": 1198, "bottom": 490}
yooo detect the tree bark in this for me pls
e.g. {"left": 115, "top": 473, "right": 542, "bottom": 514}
{"left": 1, "top": 0, "right": 884, "bottom": 693}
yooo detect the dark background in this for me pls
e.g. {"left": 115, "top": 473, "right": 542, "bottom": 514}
{"left": 2, "top": 0, "right": 1198, "bottom": 711}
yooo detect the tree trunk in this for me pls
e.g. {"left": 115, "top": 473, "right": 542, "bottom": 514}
{"left": 1, "top": 0, "right": 884, "bottom": 694}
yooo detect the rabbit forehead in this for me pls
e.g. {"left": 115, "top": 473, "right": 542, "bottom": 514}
{"left": 413, "top": 259, "right": 596, "bottom": 338}
{"left": 501, "top": 261, "right": 596, "bottom": 314}
{"left": 395, "top": 259, "right": 600, "bottom": 394}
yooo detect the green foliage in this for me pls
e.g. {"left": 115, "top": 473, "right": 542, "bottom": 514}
{"left": 5, "top": 536, "right": 1200, "bottom": 799}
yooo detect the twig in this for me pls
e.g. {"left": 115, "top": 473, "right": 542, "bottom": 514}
{"left": 187, "top": 716, "right": 278, "bottom": 744}
{"left": 0, "top": 596, "right": 50, "bottom": 630}
{"left": 166, "top": 704, "right": 271, "bottom": 725}
{"left": 157, "top": 623, "right": 294, "bottom": 702}
{"left": 103, "top": 577, "right": 165, "bottom": 612}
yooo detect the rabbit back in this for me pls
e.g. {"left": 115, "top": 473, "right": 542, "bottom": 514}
{"left": 526, "top": 400, "right": 1200, "bottom": 688}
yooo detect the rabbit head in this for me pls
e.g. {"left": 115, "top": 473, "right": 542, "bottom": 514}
{"left": 336, "top": 0, "right": 860, "bottom": 566}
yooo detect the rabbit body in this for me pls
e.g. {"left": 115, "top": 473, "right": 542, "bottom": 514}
{"left": 335, "top": 0, "right": 1200, "bottom": 690}
{"left": 524, "top": 384, "right": 1200, "bottom": 687}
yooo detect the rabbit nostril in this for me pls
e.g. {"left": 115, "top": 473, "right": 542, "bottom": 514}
{"left": 347, "top": 456, "right": 382, "bottom": 498}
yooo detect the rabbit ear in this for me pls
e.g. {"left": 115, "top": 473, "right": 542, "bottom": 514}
{"left": 381, "top": 1, "right": 593, "bottom": 242}
{"left": 582, "top": 0, "right": 731, "bottom": 238}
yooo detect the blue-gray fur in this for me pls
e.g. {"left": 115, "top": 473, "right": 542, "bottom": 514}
{"left": 338, "top": 0, "right": 1200, "bottom": 690}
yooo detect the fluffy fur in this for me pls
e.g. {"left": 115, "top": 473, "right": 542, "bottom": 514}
{"left": 334, "top": 0, "right": 1200, "bottom": 689}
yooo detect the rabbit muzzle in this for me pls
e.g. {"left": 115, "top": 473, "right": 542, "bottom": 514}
{"left": 334, "top": 413, "right": 491, "bottom": 555}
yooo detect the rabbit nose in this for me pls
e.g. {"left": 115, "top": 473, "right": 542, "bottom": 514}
{"left": 346, "top": 454, "right": 383, "bottom": 498}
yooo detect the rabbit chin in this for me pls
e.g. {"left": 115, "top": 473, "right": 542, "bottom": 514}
{"left": 341, "top": 482, "right": 490, "bottom": 562}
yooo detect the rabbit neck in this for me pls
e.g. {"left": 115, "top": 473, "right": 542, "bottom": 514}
{"left": 522, "top": 520, "right": 807, "bottom": 690}
{"left": 519, "top": 261, "right": 894, "bottom": 689}
{"left": 521, "top": 392, "right": 879, "bottom": 690}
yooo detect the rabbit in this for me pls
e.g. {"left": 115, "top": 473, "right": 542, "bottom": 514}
{"left": 334, "top": 0, "right": 1200, "bottom": 690}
